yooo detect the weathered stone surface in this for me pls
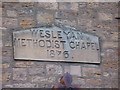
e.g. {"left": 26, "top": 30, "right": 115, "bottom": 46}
{"left": 64, "top": 65, "right": 81, "bottom": 76}
{"left": 102, "top": 48, "right": 118, "bottom": 61}
{"left": 38, "top": 2, "right": 58, "bottom": 10}
{"left": 103, "top": 71, "right": 118, "bottom": 79}
{"left": 2, "top": 2, "right": 19, "bottom": 10}
{"left": 0, "top": 64, "right": 1, "bottom": 69}
{"left": 82, "top": 67, "right": 101, "bottom": 78}
{"left": 2, "top": 73, "right": 11, "bottom": 83}
{"left": 39, "top": 83, "right": 52, "bottom": 88}
{"left": 19, "top": 17, "right": 35, "bottom": 29}
{"left": 87, "top": 2, "right": 99, "bottom": 8}
{"left": 102, "top": 60, "right": 118, "bottom": 71}
{"left": 13, "top": 83, "right": 38, "bottom": 88}
{"left": 17, "top": 8, "right": 35, "bottom": 16}
{"left": 70, "top": 66, "right": 81, "bottom": 76}
{"left": 64, "top": 66, "right": 70, "bottom": 73}
{"left": 2, "top": 49, "right": 13, "bottom": 58}
{"left": 78, "top": 18, "right": 92, "bottom": 27}
{"left": 98, "top": 12, "right": 113, "bottom": 21}
{"left": 59, "top": 2, "right": 78, "bottom": 12}
{"left": 99, "top": 2, "right": 118, "bottom": 13}
{"left": 2, "top": 2, "right": 118, "bottom": 88}
{"left": 14, "top": 62, "right": 28, "bottom": 68}
{"left": 6, "top": 10, "right": 17, "bottom": 17}
{"left": 85, "top": 78, "right": 102, "bottom": 88}
{"left": 2, "top": 55, "right": 13, "bottom": 63}
{"left": 13, "top": 27, "right": 100, "bottom": 63}
{"left": 14, "top": 61, "right": 34, "bottom": 67}
{"left": 29, "top": 68, "right": 45, "bottom": 75}
{"left": 2, "top": 18, "right": 18, "bottom": 28}
{"left": 46, "top": 64, "right": 63, "bottom": 75}
{"left": 55, "top": 19, "right": 77, "bottom": 28}
{"left": 102, "top": 41, "right": 118, "bottom": 48}
{"left": 34, "top": 62, "right": 45, "bottom": 68}
{"left": 103, "top": 78, "right": 118, "bottom": 88}
{"left": 55, "top": 11, "right": 77, "bottom": 19}
{"left": 2, "top": 63, "right": 10, "bottom": 68}
{"left": 4, "top": 41, "right": 12, "bottom": 47}
{"left": 13, "top": 68, "right": 27, "bottom": 81}
{"left": 72, "top": 77, "right": 85, "bottom": 87}
{"left": 20, "top": 2, "right": 35, "bottom": 7}
{"left": 47, "top": 76, "right": 56, "bottom": 83}
{"left": 4, "top": 84, "right": 13, "bottom": 88}
{"left": 1, "top": 0, "right": 19, "bottom": 2}
{"left": 30, "top": 76, "right": 56, "bottom": 83}
{"left": 37, "top": 11, "right": 54, "bottom": 26}
{"left": 109, "top": 31, "right": 118, "bottom": 41}
{"left": 79, "top": 2, "right": 87, "bottom": 8}
{"left": 0, "top": 7, "right": 2, "bottom": 17}
{"left": 31, "top": 76, "right": 47, "bottom": 83}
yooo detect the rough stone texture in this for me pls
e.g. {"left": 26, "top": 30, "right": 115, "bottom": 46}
{"left": 1, "top": 2, "right": 119, "bottom": 89}
{"left": 71, "top": 66, "right": 81, "bottom": 76}
{"left": 2, "top": 72, "right": 11, "bottom": 83}
{"left": 59, "top": 2, "right": 78, "bottom": 12}
{"left": 6, "top": 10, "right": 17, "bottom": 17}
{"left": 64, "top": 66, "right": 81, "bottom": 76}
{"left": 19, "top": 17, "right": 35, "bottom": 29}
{"left": 82, "top": 67, "right": 101, "bottom": 78}
{"left": 85, "top": 78, "right": 102, "bottom": 88}
{"left": 37, "top": 2, "right": 58, "bottom": 10}
{"left": 30, "top": 76, "right": 56, "bottom": 83}
{"left": 46, "top": 64, "right": 63, "bottom": 75}
{"left": 2, "top": 63, "right": 10, "bottom": 69}
{"left": 13, "top": 68, "right": 27, "bottom": 81}
{"left": 55, "top": 19, "right": 77, "bottom": 28}
{"left": 14, "top": 61, "right": 34, "bottom": 68}
{"left": 28, "top": 68, "right": 45, "bottom": 76}
{"left": 13, "top": 83, "right": 38, "bottom": 88}
{"left": 37, "top": 11, "right": 54, "bottom": 27}
{"left": 102, "top": 41, "right": 118, "bottom": 48}
{"left": 72, "top": 77, "right": 86, "bottom": 88}
{"left": 2, "top": 18, "right": 18, "bottom": 28}
{"left": 98, "top": 12, "right": 113, "bottom": 21}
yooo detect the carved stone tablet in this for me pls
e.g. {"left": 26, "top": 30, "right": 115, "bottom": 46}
{"left": 13, "top": 27, "right": 100, "bottom": 63}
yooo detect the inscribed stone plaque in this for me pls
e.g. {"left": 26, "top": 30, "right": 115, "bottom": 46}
{"left": 13, "top": 27, "right": 100, "bottom": 63}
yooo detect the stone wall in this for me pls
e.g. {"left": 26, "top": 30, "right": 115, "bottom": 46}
{"left": 1, "top": 2, "right": 119, "bottom": 88}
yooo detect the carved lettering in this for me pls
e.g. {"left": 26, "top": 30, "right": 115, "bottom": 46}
{"left": 13, "top": 27, "right": 100, "bottom": 63}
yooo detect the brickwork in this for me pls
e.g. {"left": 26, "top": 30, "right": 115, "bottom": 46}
{"left": 1, "top": 2, "right": 119, "bottom": 88}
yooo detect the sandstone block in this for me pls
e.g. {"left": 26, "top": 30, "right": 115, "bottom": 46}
{"left": 29, "top": 68, "right": 45, "bottom": 75}
{"left": 13, "top": 68, "right": 27, "bottom": 81}
{"left": 98, "top": 12, "right": 113, "bottom": 21}
{"left": 19, "top": 17, "right": 35, "bottom": 29}
{"left": 70, "top": 66, "right": 81, "bottom": 76}
{"left": 6, "top": 10, "right": 17, "bottom": 17}
{"left": 18, "top": 8, "right": 34, "bottom": 16}
{"left": 85, "top": 78, "right": 102, "bottom": 88}
{"left": 82, "top": 67, "right": 101, "bottom": 78}
{"left": 14, "top": 61, "right": 34, "bottom": 68}
{"left": 37, "top": 11, "right": 54, "bottom": 27}
{"left": 46, "top": 64, "right": 63, "bottom": 75}
{"left": 2, "top": 73, "right": 11, "bottom": 83}
{"left": 2, "top": 63, "right": 10, "bottom": 68}
{"left": 2, "top": 18, "right": 18, "bottom": 28}
{"left": 59, "top": 2, "right": 78, "bottom": 12}
{"left": 38, "top": 2, "right": 58, "bottom": 10}
{"left": 55, "top": 19, "right": 77, "bottom": 28}
{"left": 30, "top": 76, "right": 56, "bottom": 83}
{"left": 13, "top": 83, "right": 38, "bottom": 88}
{"left": 102, "top": 41, "right": 118, "bottom": 48}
